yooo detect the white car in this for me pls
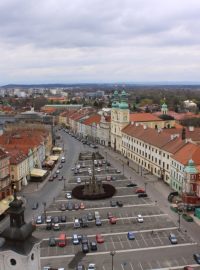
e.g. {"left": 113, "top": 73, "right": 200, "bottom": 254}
{"left": 77, "top": 177, "right": 81, "bottom": 184}
{"left": 65, "top": 192, "right": 72, "bottom": 199}
{"left": 97, "top": 167, "right": 101, "bottom": 172}
{"left": 137, "top": 214, "right": 144, "bottom": 223}
{"left": 36, "top": 215, "right": 43, "bottom": 224}
{"left": 72, "top": 234, "right": 79, "bottom": 245}
{"left": 46, "top": 216, "right": 52, "bottom": 223}
{"left": 88, "top": 264, "right": 96, "bottom": 270}
{"left": 74, "top": 218, "right": 81, "bottom": 228}
{"left": 56, "top": 170, "right": 60, "bottom": 174}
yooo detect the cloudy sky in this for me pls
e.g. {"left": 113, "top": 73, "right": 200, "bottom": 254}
{"left": 0, "top": 0, "right": 200, "bottom": 85}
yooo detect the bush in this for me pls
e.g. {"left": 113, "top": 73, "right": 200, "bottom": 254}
{"left": 182, "top": 213, "right": 194, "bottom": 222}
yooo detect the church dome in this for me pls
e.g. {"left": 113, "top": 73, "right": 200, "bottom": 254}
{"left": 112, "top": 101, "right": 119, "bottom": 108}
{"left": 119, "top": 101, "right": 128, "bottom": 109}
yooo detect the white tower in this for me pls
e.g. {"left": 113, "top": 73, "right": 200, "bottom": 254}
{"left": 0, "top": 189, "right": 41, "bottom": 270}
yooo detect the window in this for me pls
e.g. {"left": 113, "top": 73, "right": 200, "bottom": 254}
{"left": 31, "top": 253, "right": 34, "bottom": 260}
{"left": 10, "top": 259, "right": 17, "bottom": 266}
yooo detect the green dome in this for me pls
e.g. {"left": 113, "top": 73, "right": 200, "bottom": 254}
{"left": 119, "top": 101, "right": 128, "bottom": 109}
{"left": 184, "top": 159, "right": 198, "bottom": 174}
{"left": 112, "top": 101, "right": 119, "bottom": 108}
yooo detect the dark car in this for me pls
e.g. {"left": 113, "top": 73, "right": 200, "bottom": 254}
{"left": 110, "top": 200, "right": 117, "bottom": 207}
{"left": 46, "top": 223, "right": 52, "bottom": 230}
{"left": 126, "top": 182, "right": 137, "bottom": 187}
{"left": 48, "top": 177, "right": 54, "bottom": 182}
{"left": 58, "top": 164, "right": 63, "bottom": 169}
{"left": 138, "top": 193, "right": 148, "bottom": 198}
{"left": 193, "top": 253, "right": 200, "bottom": 264}
{"left": 82, "top": 243, "right": 89, "bottom": 253}
{"left": 58, "top": 176, "right": 63, "bottom": 181}
{"left": 80, "top": 216, "right": 88, "bottom": 228}
{"left": 81, "top": 235, "right": 89, "bottom": 244}
{"left": 117, "top": 201, "right": 123, "bottom": 207}
{"left": 49, "top": 237, "right": 56, "bottom": 247}
{"left": 52, "top": 216, "right": 60, "bottom": 223}
{"left": 95, "top": 218, "right": 102, "bottom": 226}
{"left": 66, "top": 202, "right": 74, "bottom": 211}
{"left": 90, "top": 241, "right": 97, "bottom": 251}
{"left": 87, "top": 212, "right": 94, "bottom": 221}
{"left": 60, "top": 215, "right": 66, "bottom": 222}
{"left": 32, "top": 202, "right": 39, "bottom": 210}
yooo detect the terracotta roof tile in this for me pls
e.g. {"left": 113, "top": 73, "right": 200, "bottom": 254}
{"left": 130, "top": 113, "right": 162, "bottom": 122}
{"left": 172, "top": 143, "right": 200, "bottom": 165}
{"left": 82, "top": 114, "right": 101, "bottom": 126}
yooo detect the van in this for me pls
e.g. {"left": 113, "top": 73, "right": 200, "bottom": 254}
{"left": 94, "top": 211, "right": 100, "bottom": 219}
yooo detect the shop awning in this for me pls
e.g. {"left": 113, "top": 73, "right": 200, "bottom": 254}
{"left": 30, "top": 168, "right": 48, "bottom": 178}
{"left": 52, "top": 147, "right": 62, "bottom": 152}
{"left": 0, "top": 195, "right": 14, "bottom": 215}
{"left": 49, "top": 155, "right": 59, "bottom": 161}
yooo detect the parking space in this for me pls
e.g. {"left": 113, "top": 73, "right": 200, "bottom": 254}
{"left": 37, "top": 152, "right": 199, "bottom": 270}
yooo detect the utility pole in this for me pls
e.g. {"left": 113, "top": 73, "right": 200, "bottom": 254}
{"left": 110, "top": 251, "right": 116, "bottom": 270}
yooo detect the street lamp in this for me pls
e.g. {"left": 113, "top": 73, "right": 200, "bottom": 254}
{"left": 177, "top": 209, "right": 182, "bottom": 231}
{"left": 63, "top": 177, "right": 66, "bottom": 190}
{"left": 110, "top": 251, "right": 116, "bottom": 270}
{"left": 43, "top": 202, "right": 47, "bottom": 222}
{"left": 144, "top": 182, "right": 147, "bottom": 193}
{"left": 122, "top": 163, "right": 124, "bottom": 176}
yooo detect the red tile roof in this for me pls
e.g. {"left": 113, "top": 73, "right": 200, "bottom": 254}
{"left": 130, "top": 113, "right": 162, "bottom": 122}
{"left": 82, "top": 114, "right": 101, "bottom": 126}
{"left": 172, "top": 143, "right": 200, "bottom": 165}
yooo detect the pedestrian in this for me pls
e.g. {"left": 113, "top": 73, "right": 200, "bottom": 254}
{"left": 151, "top": 230, "right": 154, "bottom": 235}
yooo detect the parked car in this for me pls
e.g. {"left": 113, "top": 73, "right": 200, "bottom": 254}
{"left": 46, "top": 216, "right": 52, "bottom": 223}
{"left": 136, "top": 188, "right": 145, "bottom": 194}
{"left": 60, "top": 204, "right": 66, "bottom": 211}
{"left": 80, "top": 202, "right": 85, "bottom": 209}
{"left": 58, "top": 164, "right": 63, "bottom": 169}
{"left": 110, "top": 200, "right": 117, "bottom": 207}
{"left": 65, "top": 192, "right": 72, "bottom": 199}
{"left": 107, "top": 212, "right": 113, "bottom": 219}
{"left": 74, "top": 203, "right": 80, "bottom": 210}
{"left": 88, "top": 264, "right": 96, "bottom": 270}
{"left": 76, "top": 264, "right": 85, "bottom": 270}
{"left": 48, "top": 177, "right": 54, "bottom": 182}
{"left": 116, "top": 169, "right": 121, "bottom": 173}
{"left": 82, "top": 243, "right": 89, "bottom": 253}
{"left": 95, "top": 217, "right": 102, "bottom": 226}
{"left": 106, "top": 175, "right": 112, "bottom": 181}
{"left": 46, "top": 223, "right": 52, "bottom": 230}
{"left": 109, "top": 217, "right": 117, "bottom": 224}
{"left": 67, "top": 202, "right": 74, "bottom": 211}
{"left": 127, "top": 231, "right": 135, "bottom": 240}
{"left": 87, "top": 212, "right": 94, "bottom": 221}
{"left": 74, "top": 218, "right": 81, "bottom": 229}
{"left": 49, "top": 237, "right": 56, "bottom": 247}
{"left": 52, "top": 216, "right": 60, "bottom": 223}
{"left": 138, "top": 193, "right": 148, "bottom": 198}
{"left": 126, "top": 182, "right": 137, "bottom": 187}
{"left": 80, "top": 216, "right": 88, "bottom": 228}
{"left": 60, "top": 215, "right": 66, "bottom": 222}
{"left": 81, "top": 235, "right": 89, "bottom": 244}
{"left": 36, "top": 216, "right": 43, "bottom": 224}
{"left": 77, "top": 177, "right": 81, "bottom": 184}
{"left": 32, "top": 202, "right": 39, "bottom": 210}
{"left": 53, "top": 173, "right": 57, "bottom": 179}
{"left": 117, "top": 201, "right": 123, "bottom": 207}
{"left": 96, "top": 234, "right": 104, "bottom": 243}
{"left": 90, "top": 241, "right": 97, "bottom": 251}
{"left": 169, "top": 233, "right": 177, "bottom": 244}
{"left": 56, "top": 170, "right": 60, "bottom": 174}
{"left": 193, "top": 253, "right": 200, "bottom": 264}
{"left": 72, "top": 234, "right": 80, "bottom": 245}
{"left": 137, "top": 214, "right": 144, "bottom": 223}
{"left": 53, "top": 223, "right": 60, "bottom": 231}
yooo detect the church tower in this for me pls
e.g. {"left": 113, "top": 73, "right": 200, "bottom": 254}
{"left": 161, "top": 102, "right": 168, "bottom": 115}
{"left": 0, "top": 188, "right": 41, "bottom": 270}
{"left": 111, "top": 90, "right": 129, "bottom": 152}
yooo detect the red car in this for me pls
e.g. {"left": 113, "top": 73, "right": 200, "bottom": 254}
{"left": 96, "top": 234, "right": 104, "bottom": 243}
{"left": 109, "top": 217, "right": 117, "bottom": 224}
{"left": 80, "top": 202, "right": 85, "bottom": 209}
{"left": 135, "top": 188, "right": 145, "bottom": 194}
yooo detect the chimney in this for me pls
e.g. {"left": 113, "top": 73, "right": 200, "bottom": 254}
{"left": 189, "top": 126, "right": 194, "bottom": 132}
{"left": 143, "top": 125, "right": 147, "bottom": 129}
{"left": 135, "top": 123, "right": 139, "bottom": 127}
{"left": 182, "top": 127, "right": 186, "bottom": 140}
{"left": 131, "top": 121, "right": 134, "bottom": 125}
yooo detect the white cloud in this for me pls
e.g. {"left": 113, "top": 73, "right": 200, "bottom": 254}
{"left": 0, "top": 0, "right": 200, "bottom": 84}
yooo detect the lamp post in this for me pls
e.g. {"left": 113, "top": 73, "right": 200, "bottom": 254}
{"left": 43, "top": 202, "right": 47, "bottom": 222}
{"left": 110, "top": 251, "right": 116, "bottom": 270}
{"left": 177, "top": 209, "right": 182, "bottom": 231}
{"left": 144, "top": 182, "right": 147, "bottom": 193}
{"left": 122, "top": 163, "right": 124, "bottom": 176}
{"left": 63, "top": 177, "right": 66, "bottom": 190}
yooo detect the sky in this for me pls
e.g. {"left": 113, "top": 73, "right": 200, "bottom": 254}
{"left": 0, "top": 0, "right": 200, "bottom": 85}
